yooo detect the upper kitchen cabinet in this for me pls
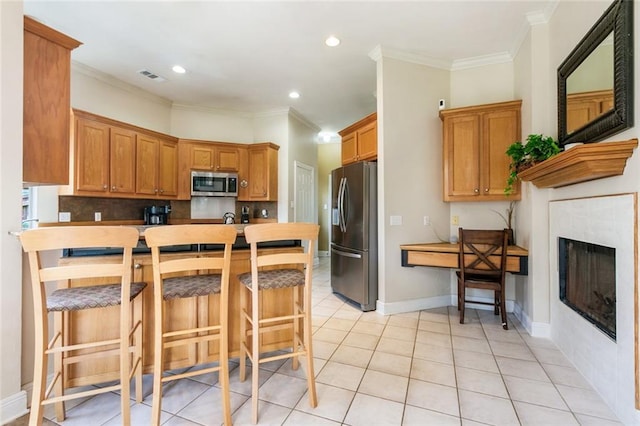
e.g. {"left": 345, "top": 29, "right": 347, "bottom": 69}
{"left": 62, "top": 110, "right": 136, "bottom": 197}
{"left": 238, "top": 143, "right": 279, "bottom": 201}
{"left": 23, "top": 16, "right": 81, "bottom": 185}
{"left": 136, "top": 134, "right": 179, "bottom": 199}
{"left": 62, "top": 110, "right": 179, "bottom": 200}
{"left": 186, "top": 141, "right": 241, "bottom": 172}
{"left": 441, "top": 100, "right": 522, "bottom": 202}
{"left": 339, "top": 112, "right": 377, "bottom": 166}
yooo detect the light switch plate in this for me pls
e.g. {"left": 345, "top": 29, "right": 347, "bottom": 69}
{"left": 390, "top": 215, "right": 402, "bottom": 226}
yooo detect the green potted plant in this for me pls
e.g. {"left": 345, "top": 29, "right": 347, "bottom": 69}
{"left": 505, "top": 133, "right": 560, "bottom": 194}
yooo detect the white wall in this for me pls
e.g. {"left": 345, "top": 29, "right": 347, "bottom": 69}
{"left": 0, "top": 1, "right": 29, "bottom": 422}
{"left": 170, "top": 104, "right": 254, "bottom": 142}
{"left": 375, "top": 55, "right": 452, "bottom": 313}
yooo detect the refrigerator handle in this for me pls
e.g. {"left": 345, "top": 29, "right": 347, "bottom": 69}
{"left": 332, "top": 247, "right": 362, "bottom": 259}
{"left": 338, "top": 177, "right": 347, "bottom": 232}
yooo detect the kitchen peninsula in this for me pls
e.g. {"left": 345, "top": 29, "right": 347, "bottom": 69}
{"left": 55, "top": 224, "right": 301, "bottom": 387}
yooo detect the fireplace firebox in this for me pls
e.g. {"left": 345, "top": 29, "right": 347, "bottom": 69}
{"left": 559, "top": 237, "right": 616, "bottom": 340}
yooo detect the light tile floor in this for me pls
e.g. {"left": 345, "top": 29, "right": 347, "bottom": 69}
{"left": 10, "top": 257, "right": 622, "bottom": 426}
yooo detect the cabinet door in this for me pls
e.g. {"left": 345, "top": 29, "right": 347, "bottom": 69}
{"left": 443, "top": 114, "right": 481, "bottom": 200}
{"left": 566, "top": 100, "right": 598, "bottom": 134}
{"left": 341, "top": 132, "right": 358, "bottom": 165}
{"left": 23, "top": 18, "right": 80, "bottom": 185}
{"left": 191, "top": 144, "right": 214, "bottom": 170}
{"left": 357, "top": 121, "right": 377, "bottom": 161}
{"left": 109, "top": 127, "right": 136, "bottom": 195}
{"left": 215, "top": 146, "right": 240, "bottom": 172}
{"left": 482, "top": 109, "right": 520, "bottom": 197}
{"left": 75, "top": 118, "right": 110, "bottom": 193}
{"left": 247, "top": 145, "right": 278, "bottom": 200}
{"left": 135, "top": 134, "right": 159, "bottom": 196}
{"left": 158, "top": 140, "right": 178, "bottom": 197}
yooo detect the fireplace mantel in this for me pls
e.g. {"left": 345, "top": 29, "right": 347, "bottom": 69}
{"left": 517, "top": 139, "right": 638, "bottom": 188}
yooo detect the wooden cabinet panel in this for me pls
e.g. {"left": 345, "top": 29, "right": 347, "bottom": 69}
{"left": 23, "top": 17, "right": 81, "bottom": 185}
{"left": 441, "top": 100, "right": 521, "bottom": 202}
{"left": 187, "top": 142, "right": 240, "bottom": 172}
{"left": 243, "top": 143, "right": 279, "bottom": 201}
{"left": 339, "top": 112, "right": 377, "bottom": 165}
{"left": 136, "top": 135, "right": 178, "bottom": 198}
{"left": 109, "top": 127, "right": 136, "bottom": 195}
{"left": 75, "top": 118, "right": 110, "bottom": 193}
{"left": 135, "top": 135, "right": 159, "bottom": 196}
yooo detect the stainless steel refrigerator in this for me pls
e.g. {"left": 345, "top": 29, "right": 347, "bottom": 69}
{"left": 331, "top": 161, "right": 377, "bottom": 311}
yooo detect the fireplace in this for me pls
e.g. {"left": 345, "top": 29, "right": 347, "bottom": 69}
{"left": 558, "top": 237, "right": 616, "bottom": 340}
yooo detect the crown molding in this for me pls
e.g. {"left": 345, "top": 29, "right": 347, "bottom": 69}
{"left": 451, "top": 52, "right": 513, "bottom": 71}
{"left": 71, "top": 61, "right": 172, "bottom": 106}
{"left": 288, "top": 107, "right": 321, "bottom": 132}
{"left": 369, "top": 45, "right": 452, "bottom": 70}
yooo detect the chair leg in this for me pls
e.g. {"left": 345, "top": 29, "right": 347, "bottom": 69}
{"left": 251, "top": 290, "right": 260, "bottom": 424}
{"left": 133, "top": 297, "right": 143, "bottom": 403}
{"left": 500, "top": 290, "right": 508, "bottom": 330}
{"left": 29, "top": 309, "right": 47, "bottom": 426}
{"left": 494, "top": 291, "right": 500, "bottom": 315}
{"left": 54, "top": 311, "right": 66, "bottom": 422}
{"left": 303, "top": 287, "right": 317, "bottom": 408}
{"left": 239, "top": 286, "right": 247, "bottom": 382}
{"left": 459, "top": 284, "right": 466, "bottom": 324}
{"left": 292, "top": 287, "right": 300, "bottom": 371}
{"left": 120, "top": 302, "right": 131, "bottom": 426}
{"left": 151, "top": 308, "right": 164, "bottom": 426}
{"left": 220, "top": 315, "right": 232, "bottom": 426}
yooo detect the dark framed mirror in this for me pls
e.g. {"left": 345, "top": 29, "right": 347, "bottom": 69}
{"left": 557, "top": 0, "right": 633, "bottom": 148}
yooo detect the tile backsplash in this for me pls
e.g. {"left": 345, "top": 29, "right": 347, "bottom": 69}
{"left": 58, "top": 196, "right": 276, "bottom": 222}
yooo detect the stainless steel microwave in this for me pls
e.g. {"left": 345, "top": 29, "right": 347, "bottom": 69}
{"left": 191, "top": 171, "right": 238, "bottom": 197}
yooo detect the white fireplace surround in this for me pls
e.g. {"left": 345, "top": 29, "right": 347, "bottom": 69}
{"left": 549, "top": 193, "right": 637, "bottom": 424}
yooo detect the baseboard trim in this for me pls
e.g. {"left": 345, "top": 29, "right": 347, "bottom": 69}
{"left": 513, "top": 302, "right": 550, "bottom": 338}
{"left": 1, "top": 391, "right": 28, "bottom": 425}
{"left": 376, "top": 295, "right": 451, "bottom": 315}
{"left": 318, "top": 250, "right": 329, "bottom": 257}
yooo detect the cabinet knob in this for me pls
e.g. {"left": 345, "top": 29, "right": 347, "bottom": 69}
{"left": 474, "top": 188, "right": 479, "bottom": 193}
{"left": 154, "top": 188, "right": 159, "bottom": 193}
{"left": 103, "top": 184, "right": 108, "bottom": 190}
{"left": 159, "top": 189, "right": 164, "bottom": 193}
{"left": 134, "top": 263, "right": 142, "bottom": 269}
{"left": 111, "top": 186, "right": 116, "bottom": 191}
{"left": 484, "top": 188, "right": 489, "bottom": 192}
{"left": 240, "top": 180, "right": 248, "bottom": 188}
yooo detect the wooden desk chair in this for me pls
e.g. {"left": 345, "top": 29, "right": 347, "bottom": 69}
{"left": 20, "top": 226, "right": 145, "bottom": 426}
{"left": 238, "top": 223, "right": 319, "bottom": 424}
{"left": 457, "top": 228, "right": 509, "bottom": 330}
{"left": 144, "top": 225, "right": 237, "bottom": 426}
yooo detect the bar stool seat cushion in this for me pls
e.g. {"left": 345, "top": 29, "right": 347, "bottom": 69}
{"left": 238, "top": 269, "right": 304, "bottom": 290}
{"left": 48, "top": 282, "right": 147, "bottom": 312}
{"left": 163, "top": 274, "right": 222, "bottom": 300}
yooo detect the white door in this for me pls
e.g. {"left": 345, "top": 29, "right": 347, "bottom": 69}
{"left": 294, "top": 161, "right": 315, "bottom": 255}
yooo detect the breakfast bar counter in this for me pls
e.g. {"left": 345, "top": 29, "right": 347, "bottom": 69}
{"left": 57, "top": 244, "right": 302, "bottom": 387}
{"left": 400, "top": 242, "right": 529, "bottom": 275}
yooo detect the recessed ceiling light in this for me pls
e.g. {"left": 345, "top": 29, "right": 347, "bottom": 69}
{"left": 172, "top": 65, "right": 186, "bottom": 74}
{"left": 325, "top": 36, "right": 340, "bottom": 47}
{"left": 289, "top": 91, "right": 300, "bottom": 99}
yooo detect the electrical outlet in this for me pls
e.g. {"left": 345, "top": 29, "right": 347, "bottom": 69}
{"left": 95, "top": 212, "right": 102, "bottom": 222}
{"left": 59, "top": 212, "right": 71, "bottom": 222}
{"left": 451, "top": 215, "right": 459, "bottom": 226}
{"left": 423, "top": 216, "right": 430, "bottom": 226}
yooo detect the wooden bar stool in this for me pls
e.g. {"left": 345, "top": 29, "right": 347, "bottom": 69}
{"left": 144, "top": 224, "right": 237, "bottom": 426}
{"left": 238, "top": 223, "right": 319, "bottom": 424}
{"left": 20, "top": 226, "right": 145, "bottom": 426}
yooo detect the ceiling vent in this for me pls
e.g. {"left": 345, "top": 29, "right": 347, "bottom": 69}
{"left": 137, "top": 69, "right": 166, "bottom": 82}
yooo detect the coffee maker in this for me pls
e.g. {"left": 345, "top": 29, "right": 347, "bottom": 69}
{"left": 144, "top": 205, "right": 171, "bottom": 225}
{"left": 240, "top": 206, "right": 250, "bottom": 224}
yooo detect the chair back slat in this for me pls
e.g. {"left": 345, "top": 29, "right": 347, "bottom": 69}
{"left": 20, "top": 226, "right": 139, "bottom": 251}
{"left": 458, "top": 228, "right": 508, "bottom": 276}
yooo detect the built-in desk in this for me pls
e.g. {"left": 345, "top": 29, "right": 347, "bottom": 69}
{"left": 400, "top": 242, "right": 529, "bottom": 275}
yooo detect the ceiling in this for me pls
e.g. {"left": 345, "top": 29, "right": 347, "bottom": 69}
{"left": 24, "top": 0, "right": 557, "bottom": 140}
